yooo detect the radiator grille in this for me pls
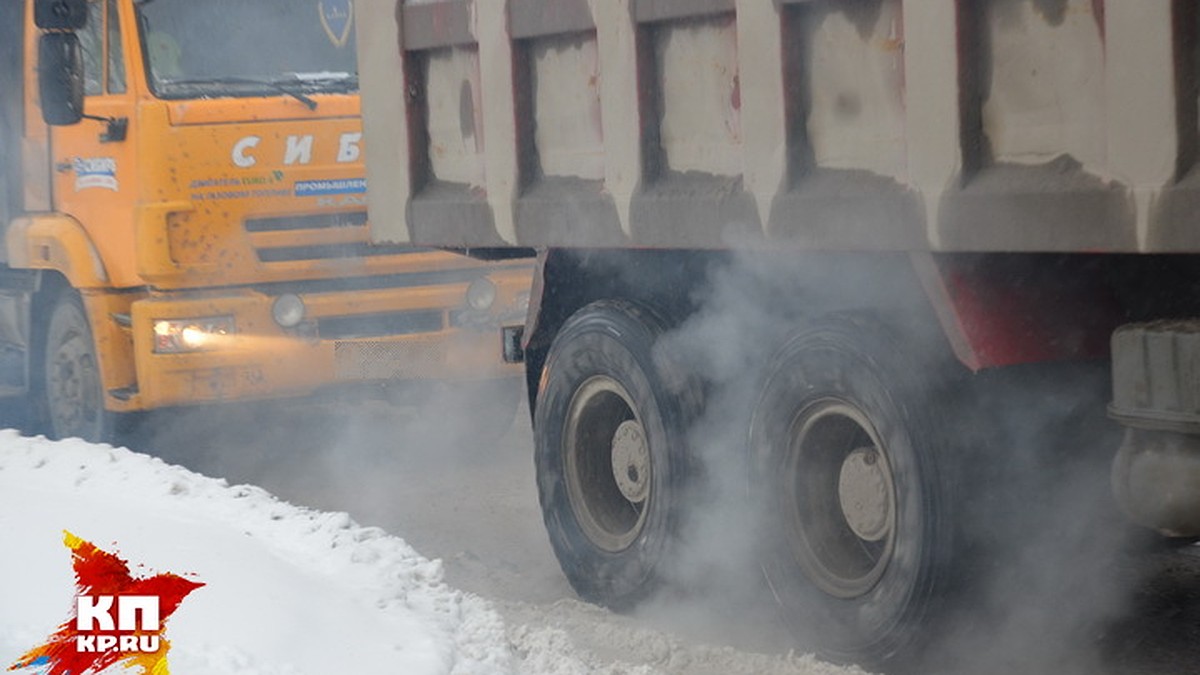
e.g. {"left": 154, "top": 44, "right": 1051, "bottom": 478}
{"left": 257, "top": 242, "right": 421, "bottom": 263}
{"left": 319, "top": 310, "right": 445, "bottom": 340}
{"left": 245, "top": 211, "right": 422, "bottom": 262}
{"left": 334, "top": 340, "right": 448, "bottom": 380}
{"left": 245, "top": 212, "right": 367, "bottom": 232}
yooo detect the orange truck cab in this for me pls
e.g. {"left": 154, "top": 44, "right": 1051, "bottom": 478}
{"left": 0, "top": 0, "right": 531, "bottom": 441}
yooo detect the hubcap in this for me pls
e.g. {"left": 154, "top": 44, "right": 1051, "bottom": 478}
{"left": 838, "top": 446, "right": 892, "bottom": 542}
{"left": 611, "top": 420, "right": 651, "bottom": 503}
{"left": 783, "top": 400, "right": 896, "bottom": 598}
{"left": 564, "top": 376, "right": 652, "bottom": 552}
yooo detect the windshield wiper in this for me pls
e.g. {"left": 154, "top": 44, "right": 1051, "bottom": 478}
{"left": 159, "top": 77, "right": 318, "bottom": 110}
{"left": 291, "top": 72, "right": 358, "bottom": 91}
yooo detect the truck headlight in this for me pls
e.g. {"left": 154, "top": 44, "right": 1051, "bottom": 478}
{"left": 153, "top": 316, "right": 235, "bottom": 353}
{"left": 466, "top": 278, "right": 496, "bottom": 310}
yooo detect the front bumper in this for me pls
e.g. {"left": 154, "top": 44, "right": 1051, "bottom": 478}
{"left": 124, "top": 265, "right": 530, "bottom": 409}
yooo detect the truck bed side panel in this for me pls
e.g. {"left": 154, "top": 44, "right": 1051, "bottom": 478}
{"left": 359, "top": 0, "right": 1195, "bottom": 254}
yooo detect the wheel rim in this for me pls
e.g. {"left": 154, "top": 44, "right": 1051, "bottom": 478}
{"left": 781, "top": 399, "right": 896, "bottom": 599}
{"left": 564, "top": 375, "right": 652, "bottom": 552}
{"left": 47, "top": 329, "right": 101, "bottom": 439}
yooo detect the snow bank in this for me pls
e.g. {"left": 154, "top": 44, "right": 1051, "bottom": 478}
{"left": 0, "top": 431, "right": 510, "bottom": 675}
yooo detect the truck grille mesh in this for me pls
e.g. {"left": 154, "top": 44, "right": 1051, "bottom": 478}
{"left": 334, "top": 340, "right": 448, "bottom": 380}
{"left": 319, "top": 310, "right": 445, "bottom": 340}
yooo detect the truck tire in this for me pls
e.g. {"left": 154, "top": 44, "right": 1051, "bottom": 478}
{"left": 41, "top": 292, "right": 112, "bottom": 442}
{"left": 534, "top": 300, "right": 697, "bottom": 610}
{"left": 750, "top": 315, "right": 955, "bottom": 667}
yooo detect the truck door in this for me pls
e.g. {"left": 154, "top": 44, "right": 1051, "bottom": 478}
{"left": 49, "top": 0, "right": 138, "bottom": 281}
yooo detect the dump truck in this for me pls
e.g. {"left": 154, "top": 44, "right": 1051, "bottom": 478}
{"left": 356, "top": 0, "right": 1200, "bottom": 666}
{"left": 0, "top": 0, "right": 532, "bottom": 443}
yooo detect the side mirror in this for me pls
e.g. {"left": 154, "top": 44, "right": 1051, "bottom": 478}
{"left": 34, "top": 0, "right": 88, "bottom": 30}
{"left": 38, "top": 33, "right": 85, "bottom": 126}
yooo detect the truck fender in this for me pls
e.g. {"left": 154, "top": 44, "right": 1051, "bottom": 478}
{"left": 911, "top": 252, "right": 1117, "bottom": 371}
{"left": 6, "top": 215, "right": 108, "bottom": 288}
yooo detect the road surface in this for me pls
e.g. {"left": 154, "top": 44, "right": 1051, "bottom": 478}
{"left": 125, "top": 382, "right": 1200, "bottom": 675}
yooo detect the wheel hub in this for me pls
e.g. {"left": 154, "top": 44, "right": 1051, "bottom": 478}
{"left": 838, "top": 446, "right": 891, "bottom": 542}
{"left": 611, "top": 420, "right": 650, "bottom": 503}
{"left": 563, "top": 375, "right": 651, "bottom": 552}
{"left": 782, "top": 400, "right": 897, "bottom": 598}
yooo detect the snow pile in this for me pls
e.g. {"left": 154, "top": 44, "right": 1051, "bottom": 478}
{"left": 0, "top": 430, "right": 509, "bottom": 675}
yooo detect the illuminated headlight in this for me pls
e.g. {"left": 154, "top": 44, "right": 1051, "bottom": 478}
{"left": 153, "top": 316, "right": 235, "bottom": 353}
{"left": 272, "top": 293, "right": 306, "bottom": 328}
{"left": 466, "top": 278, "right": 496, "bottom": 311}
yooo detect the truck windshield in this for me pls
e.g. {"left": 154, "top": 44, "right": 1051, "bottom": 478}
{"left": 135, "top": 0, "right": 358, "bottom": 99}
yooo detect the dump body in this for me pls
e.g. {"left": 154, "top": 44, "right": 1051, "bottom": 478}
{"left": 359, "top": 0, "right": 1199, "bottom": 253}
{"left": 0, "top": 0, "right": 529, "bottom": 441}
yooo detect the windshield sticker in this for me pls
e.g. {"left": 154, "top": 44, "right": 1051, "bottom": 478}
{"left": 73, "top": 158, "right": 118, "bottom": 192}
{"left": 319, "top": 0, "right": 354, "bottom": 48}
{"left": 295, "top": 178, "right": 367, "bottom": 197}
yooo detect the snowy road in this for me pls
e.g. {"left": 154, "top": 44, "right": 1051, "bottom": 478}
{"left": 122, "top": 385, "right": 856, "bottom": 675}
{"left": 99, "top": 382, "right": 1200, "bottom": 674}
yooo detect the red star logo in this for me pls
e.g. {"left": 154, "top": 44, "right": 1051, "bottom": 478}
{"left": 9, "top": 531, "right": 203, "bottom": 675}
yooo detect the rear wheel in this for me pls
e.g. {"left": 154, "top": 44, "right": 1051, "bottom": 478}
{"left": 751, "top": 316, "right": 957, "bottom": 667}
{"left": 534, "top": 300, "right": 698, "bottom": 609}
{"left": 41, "top": 292, "right": 113, "bottom": 442}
